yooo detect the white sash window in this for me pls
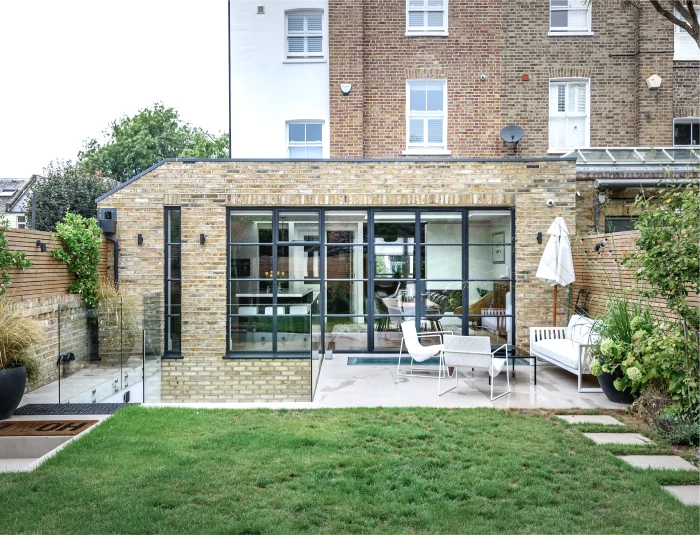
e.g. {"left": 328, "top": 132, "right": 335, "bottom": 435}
{"left": 406, "top": 80, "right": 447, "bottom": 153}
{"left": 674, "top": 9, "right": 700, "bottom": 60}
{"left": 549, "top": 79, "right": 590, "bottom": 152}
{"left": 286, "top": 11, "right": 324, "bottom": 60}
{"left": 550, "top": 0, "right": 592, "bottom": 34}
{"left": 406, "top": 0, "right": 447, "bottom": 35}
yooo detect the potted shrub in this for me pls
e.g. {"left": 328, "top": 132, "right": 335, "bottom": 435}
{"left": 0, "top": 298, "right": 41, "bottom": 419}
{"left": 588, "top": 297, "right": 650, "bottom": 404}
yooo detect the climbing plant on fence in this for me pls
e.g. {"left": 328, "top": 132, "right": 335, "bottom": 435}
{"left": 53, "top": 213, "right": 102, "bottom": 309}
{"left": 0, "top": 214, "right": 32, "bottom": 295}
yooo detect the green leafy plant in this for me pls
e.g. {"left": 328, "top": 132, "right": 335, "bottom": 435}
{"left": 589, "top": 296, "right": 652, "bottom": 395}
{"left": 0, "top": 298, "right": 42, "bottom": 386}
{"left": 53, "top": 213, "right": 103, "bottom": 309}
{"left": 0, "top": 214, "right": 32, "bottom": 296}
{"left": 626, "top": 183, "right": 700, "bottom": 418}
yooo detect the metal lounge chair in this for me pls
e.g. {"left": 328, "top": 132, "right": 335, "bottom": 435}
{"left": 438, "top": 335, "right": 511, "bottom": 400}
{"left": 397, "top": 321, "right": 451, "bottom": 379}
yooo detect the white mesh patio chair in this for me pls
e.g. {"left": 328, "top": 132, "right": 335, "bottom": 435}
{"left": 439, "top": 335, "right": 511, "bottom": 400}
{"left": 397, "top": 321, "right": 452, "bottom": 379}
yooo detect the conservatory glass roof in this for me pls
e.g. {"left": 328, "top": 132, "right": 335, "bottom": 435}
{"left": 563, "top": 147, "right": 700, "bottom": 165}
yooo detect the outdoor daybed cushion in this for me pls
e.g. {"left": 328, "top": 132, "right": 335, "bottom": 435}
{"left": 530, "top": 315, "right": 599, "bottom": 371}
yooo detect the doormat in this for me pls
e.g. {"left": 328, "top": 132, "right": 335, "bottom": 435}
{"left": 13, "top": 403, "right": 128, "bottom": 416}
{"left": 0, "top": 420, "right": 98, "bottom": 436}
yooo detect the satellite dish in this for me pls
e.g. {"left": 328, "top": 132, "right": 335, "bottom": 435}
{"left": 500, "top": 125, "right": 524, "bottom": 145}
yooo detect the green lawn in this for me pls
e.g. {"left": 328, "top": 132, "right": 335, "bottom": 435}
{"left": 0, "top": 407, "right": 697, "bottom": 534}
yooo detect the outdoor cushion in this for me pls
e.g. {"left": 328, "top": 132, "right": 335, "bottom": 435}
{"left": 566, "top": 315, "right": 598, "bottom": 345}
{"left": 531, "top": 339, "right": 581, "bottom": 370}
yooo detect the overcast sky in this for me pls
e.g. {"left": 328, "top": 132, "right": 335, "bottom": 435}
{"left": 0, "top": 0, "right": 229, "bottom": 178}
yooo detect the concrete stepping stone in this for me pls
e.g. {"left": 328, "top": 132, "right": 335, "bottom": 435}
{"left": 617, "top": 455, "right": 697, "bottom": 471}
{"left": 558, "top": 415, "right": 624, "bottom": 425}
{"left": 663, "top": 485, "right": 700, "bottom": 506}
{"left": 584, "top": 433, "right": 654, "bottom": 445}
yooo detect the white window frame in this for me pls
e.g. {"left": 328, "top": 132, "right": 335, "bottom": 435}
{"left": 16, "top": 215, "right": 26, "bottom": 230}
{"left": 673, "top": 117, "right": 700, "bottom": 146}
{"left": 284, "top": 9, "right": 325, "bottom": 62}
{"left": 405, "top": 0, "right": 448, "bottom": 36}
{"left": 548, "top": 0, "right": 593, "bottom": 36}
{"left": 403, "top": 79, "right": 450, "bottom": 156}
{"left": 548, "top": 78, "right": 590, "bottom": 153}
{"left": 674, "top": 8, "right": 700, "bottom": 61}
{"left": 286, "top": 120, "right": 324, "bottom": 158}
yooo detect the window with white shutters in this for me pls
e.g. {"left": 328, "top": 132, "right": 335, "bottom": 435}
{"left": 286, "top": 10, "right": 324, "bottom": 60}
{"left": 674, "top": 118, "right": 700, "bottom": 146}
{"left": 549, "top": 0, "right": 592, "bottom": 34}
{"left": 406, "top": 80, "right": 447, "bottom": 152}
{"left": 406, "top": 0, "right": 447, "bottom": 35}
{"left": 288, "top": 122, "right": 323, "bottom": 158}
{"left": 549, "top": 79, "right": 589, "bottom": 152}
{"left": 674, "top": 9, "right": 700, "bottom": 60}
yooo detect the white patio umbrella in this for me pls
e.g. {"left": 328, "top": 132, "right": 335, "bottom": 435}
{"left": 535, "top": 214, "right": 575, "bottom": 326}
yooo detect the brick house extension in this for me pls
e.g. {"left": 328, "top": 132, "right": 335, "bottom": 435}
{"left": 95, "top": 1, "right": 698, "bottom": 402}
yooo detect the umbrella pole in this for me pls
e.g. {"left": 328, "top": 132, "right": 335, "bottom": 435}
{"left": 553, "top": 285, "right": 558, "bottom": 327}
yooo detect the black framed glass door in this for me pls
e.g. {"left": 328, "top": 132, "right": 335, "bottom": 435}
{"left": 227, "top": 208, "right": 514, "bottom": 355}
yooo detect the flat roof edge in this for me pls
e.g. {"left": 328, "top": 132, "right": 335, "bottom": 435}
{"left": 95, "top": 156, "right": 577, "bottom": 202}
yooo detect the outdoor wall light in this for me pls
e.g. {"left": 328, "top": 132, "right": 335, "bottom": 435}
{"left": 137, "top": 233, "right": 143, "bottom": 245}
{"left": 200, "top": 233, "right": 206, "bottom": 245}
{"left": 537, "top": 232, "right": 543, "bottom": 244}
{"left": 598, "top": 193, "right": 606, "bottom": 204}
{"left": 35, "top": 239, "right": 47, "bottom": 252}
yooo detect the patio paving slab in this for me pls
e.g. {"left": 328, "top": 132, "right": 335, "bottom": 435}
{"left": 617, "top": 455, "right": 697, "bottom": 471}
{"left": 663, "top": 485, "right": 700, "bottom": 506}
{"left": 557, "top": 415, "right": 624, "bottom": 425}
{"left": 584, "top": 433, "right": 654, "bottom": 445}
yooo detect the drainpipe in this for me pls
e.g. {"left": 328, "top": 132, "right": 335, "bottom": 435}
{"left": 105, "top": 236, "right": 120, "bottom": 285}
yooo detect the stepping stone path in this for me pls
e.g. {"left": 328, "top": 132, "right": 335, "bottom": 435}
{"left": 616, "top": 455, "right": 696, "bottom": 471}
{"left": 558, "top": 413, "right": 699, "bottom": 507}
{"left": 583, "top": 432, "right": 654, "bottom": 445}
{"left": 557, "top": 415, "right": 624, "bottom": 425}
{"left": 663, "top": 486, "right": 700, "bottom": 506}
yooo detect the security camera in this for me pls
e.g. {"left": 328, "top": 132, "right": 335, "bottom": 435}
{"left": 546, "top": 199, "right": 555, "bottom": 207}
{"left": 480, "top": 74, "right": 486, "bottom": 81}
{"left": 575, "top": 191, "right": 581, "bottom": 197}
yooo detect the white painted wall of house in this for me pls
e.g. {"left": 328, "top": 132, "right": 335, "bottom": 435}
{"left": 229, "top": 0, "right": 329, "bottom": 158}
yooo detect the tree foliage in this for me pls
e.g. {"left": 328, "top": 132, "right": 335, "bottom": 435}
{"left": 79, "top": 103, "right": 229, "bottom": 182}
{"left": 27, "top": 160, "right": 113, "bottom": 232}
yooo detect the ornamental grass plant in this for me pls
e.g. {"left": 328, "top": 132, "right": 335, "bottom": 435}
{"left": 0, "top": 298, "right": 42, "bottom": 386}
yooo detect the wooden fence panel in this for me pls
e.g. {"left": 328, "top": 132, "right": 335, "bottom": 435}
{"left": 4, "top": 228, "right": 108, "bottom": 299}
{"left": 571, "top": 230, "right": 698, "bottom": 321}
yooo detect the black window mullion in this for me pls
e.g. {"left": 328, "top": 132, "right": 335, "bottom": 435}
{"left": 414, "top": 210, "right": 421, "bottom": 331}
{"left": 319, "top": 209, "right": 326, "bottom": 355}
{"left": 463, "top": 210, "right": 469, "bottom": 336}
{"left": 367, "top": 209, "right": 375, "bottom": 352}
{"left": 272, "top": 210, "right": 278, "bottom": 353}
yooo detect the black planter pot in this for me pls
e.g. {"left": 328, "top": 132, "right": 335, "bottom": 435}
{"left": 598, "top": 368, "right": 634, "bottom": 404}
{"left": 0, "top": 366, "right": 27, "bottom": 420}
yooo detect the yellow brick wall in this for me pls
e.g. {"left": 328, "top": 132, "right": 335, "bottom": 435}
{"left": 98, "top": 158, "right": 577, "bottom": 401}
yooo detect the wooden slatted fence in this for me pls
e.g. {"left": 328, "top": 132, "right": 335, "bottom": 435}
{"left": 3, "top": 228, "right": 108, "bottom": 299}
{"left": 571, "top": 230, "right": 698, "bottom": 321}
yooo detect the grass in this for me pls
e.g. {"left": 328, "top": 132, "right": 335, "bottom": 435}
{"left": 0, "top": 407, "right": 698, "bottom": 534}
